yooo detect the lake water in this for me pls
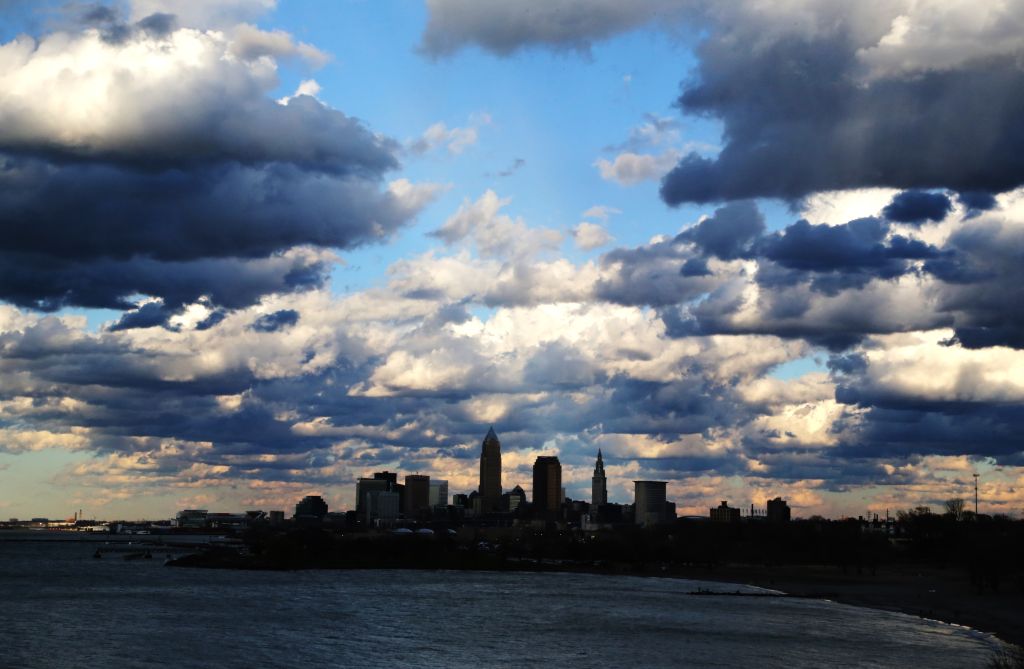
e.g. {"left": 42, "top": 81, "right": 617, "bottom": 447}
{"left": 0, "top": 535, "right": 1004, "bottom": 668}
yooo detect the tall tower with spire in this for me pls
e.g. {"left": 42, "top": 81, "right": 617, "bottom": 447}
{"left": 592, "top": 449, "right": 607, "bottom": 507}
{"left": 479, "top": 427, "right": 502, "bottom": 512}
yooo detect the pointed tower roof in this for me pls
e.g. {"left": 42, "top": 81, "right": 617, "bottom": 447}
{"left": 485, "top": 426, "right": 497, "bottom": 440}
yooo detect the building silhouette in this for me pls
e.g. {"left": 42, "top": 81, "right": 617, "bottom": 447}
{"left": 355, "top": 476, "right": 391, "bottom": 518}
{"left": 295, "top": 495, "right": 328, "bottom": 519}
{"left": 633, "top": 481, "right": 667, "bottom": 526}
{"left": 405, "top": 474, "right": 430, "bottom": 517}
{"left": 479, "top": 427, "right": 503, "bottom": 512}
{"left": 710, "top": 501, "right": 740, "bottom": 523}
{"left": 429, "top": 479, "right": 449, "bottom": 508}
{"left": 592, "top": 449, "right": 607, "bottom": 507}
{"left": 533, "top": 456, "right": 562, "bottom": 517}
{"left": 503, "top": 484, "right": 527, "bottom": 512}
{"left": 767, "top": 497, "right": 791, "bottom": 522}
{"left": 373, "top": 471, "right": 398, "bottom": 486}
{"left": 366, "top": 490, "right": 399, "bottom": 526}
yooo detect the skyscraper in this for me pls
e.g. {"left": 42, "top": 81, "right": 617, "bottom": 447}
{"left": 479, "top": 427, "right": 502, "bottom": 512}
{"left": 404, "top": 474, "right": 430, "bottom": 517}
{"left": 533, "top": 456, "right": 562, "bottom": 517}
{"left": 592, "top": 449, "right": 607, "bottom": 507}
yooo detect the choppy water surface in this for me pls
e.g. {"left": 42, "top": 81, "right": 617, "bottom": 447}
{"left": 0, "top": 536, "right": 1002, "bottom": 668}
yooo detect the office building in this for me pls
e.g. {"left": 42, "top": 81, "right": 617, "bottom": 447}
{"left": 373, "top": 471, "right": 398, "bottom": 486}
{"left": 634, "top": 481, "right": 667, "bottom": 526}
{"left": 295, "top": 495, "right": 328, "bottom": 519}
{"left": 479, "top": 427, "right": 503, "bottom": 512}
{"left": 429, "top": 479, "right": 449, "bottom": 508}
{"left": 767, "top": 497, "right": 791, "bottom": 522}
{"left": 710, "top": 501, "right": 741, "bottom": 523}
{"left": 365, "top": 490, "right": 400, "bottom": 526}
{"left": 533, "top": 456, "right": 562, "bottom": 517}
{"left": 355, "top": 477, "right": 391, "bottom": 516}
{"left": 503, "top": 484, "right": 527, "bottom": 512}
{"left": 175, "top": 509, "right": 208, "bottom": 529}
{"left": 405, "top": 474, "right": 431, "bottom": 517}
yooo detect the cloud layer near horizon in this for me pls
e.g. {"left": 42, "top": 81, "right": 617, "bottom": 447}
{"left": 2, "top": 186, "right": 1023, "bottom": 515}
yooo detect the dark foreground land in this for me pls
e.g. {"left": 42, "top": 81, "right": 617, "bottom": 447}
{"left": 171, "top": 515, "right": 1024, "bottom": 650}
{"left": 675, "top": 562, "right": 1023, "bottom": 651}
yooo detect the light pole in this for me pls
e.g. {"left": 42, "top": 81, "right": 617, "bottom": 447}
{"left": 973, "top": 473, "right": 979, "bottom": 519}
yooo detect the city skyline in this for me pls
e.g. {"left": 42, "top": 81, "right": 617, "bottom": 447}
{"left": 0, "top": 1, "right": 1022, "bottom": 523}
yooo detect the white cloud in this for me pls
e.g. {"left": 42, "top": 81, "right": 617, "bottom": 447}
{"left": 594, "top": 150, "right": 680, "bottom": 186}
{"left": 410, "top": 114, "right": 491, "bottom": 155}
{"left": 581, "top": 205, "right": 621, "bottom": 221}
{"left": 432, "top": 190, "right": 562, "bottom": 259}
{"left": 572, "top": 222, "right": 613, "bottom": 250}
{"left": 387, "top": 179, "right": 449, "bottom": 216}
{"left": 276, "top": 78, "right": 322, "bottom": 105}
{"left": 229, "top": 23, "right": 330, "bottom": 67}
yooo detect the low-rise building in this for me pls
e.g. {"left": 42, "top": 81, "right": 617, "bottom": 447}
{"left": 710, "top": 501, "right": 740, "bottom": 523}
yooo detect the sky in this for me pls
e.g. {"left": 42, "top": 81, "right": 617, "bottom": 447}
{"left": 1, "top": 0, "right": 1023, "bottom": 521}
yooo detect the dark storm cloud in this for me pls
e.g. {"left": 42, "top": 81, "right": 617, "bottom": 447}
{"left": 108, "top": 301, "right": 178, "bottom": 332}
{"left": 677, "top": 200, "right": 764, "bottom": 260}
{"left": 660, "top": 41, "right": 1024, "bottom": 204}
{"left": 923, "top": 217, "right": 1024, "bottom": 349}
{"left": 135, "top": 13, "right": 178, "bottom": 37}
{"left": 0, "top": 160, "right": 405, "bottom": 263}
{"left": 419, "top": 0, "right": 692, "bottom": 57}
{"left": 832, "top": 403, "right": 1024, "bottom": 462}
{"left": 420, "top": 3, "right": 1024, "bottom": 201}
{"left": 0, "top": 246, "right": 331, "bottom": 316}
{"left": 757, "top": 217, "right": 939, "bottom": 292}
{"left": 957, "top": 191, "right": 998, "bottom": 215}
{"left": 595, "top": 235, "right": 719, "bottom": 307}
{"left": 0, "top": 158, "right": 407, "bottom": 314}
{"left": 882, "top": 191, "right": 953, "bottom": 225}
{"left": 251, "top": 310, "right": 300, "bottom": 333}
{"left": 0, "top": 24, "right": 420, "bottom": 320}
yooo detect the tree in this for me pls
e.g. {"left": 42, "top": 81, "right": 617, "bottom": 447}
{"left": 897, "top": 506, "right": 932, "bottom": 523}
{"left": 944, "top": 497, "right": 966, "bottom": 521}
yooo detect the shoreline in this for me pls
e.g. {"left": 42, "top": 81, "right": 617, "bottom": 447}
{"left": 169, "top": 547, "right": 1023, "bottom": 649}
{"left": 663, "top": 563, "right": 1023, "bottom": 650}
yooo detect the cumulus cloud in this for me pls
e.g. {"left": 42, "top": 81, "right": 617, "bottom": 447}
{"left": 0, "top": 20, "right": 427, "bottom": 326}
{"left": 431, "top": 190, "right": 562, "bottom": 259}
{"left": 422, "top": 1, "right": 1024, "bottom": 202}
{"left": 2, "top": 195, "right": 1022, "bottom": 513}
{"left": 572, "top": 222, "right": 613, "bottom": 251}
{"left": 419, "top": 0, "right": 694, "bottom": 57}
{"left": 678, "top": 201, "right": 765, "bottom": 260}
{"left": 595, "top": 150, "right": 680, "bottom": 186}
{"left": 882, "top": 190, "right": 953, "bottom": 225}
